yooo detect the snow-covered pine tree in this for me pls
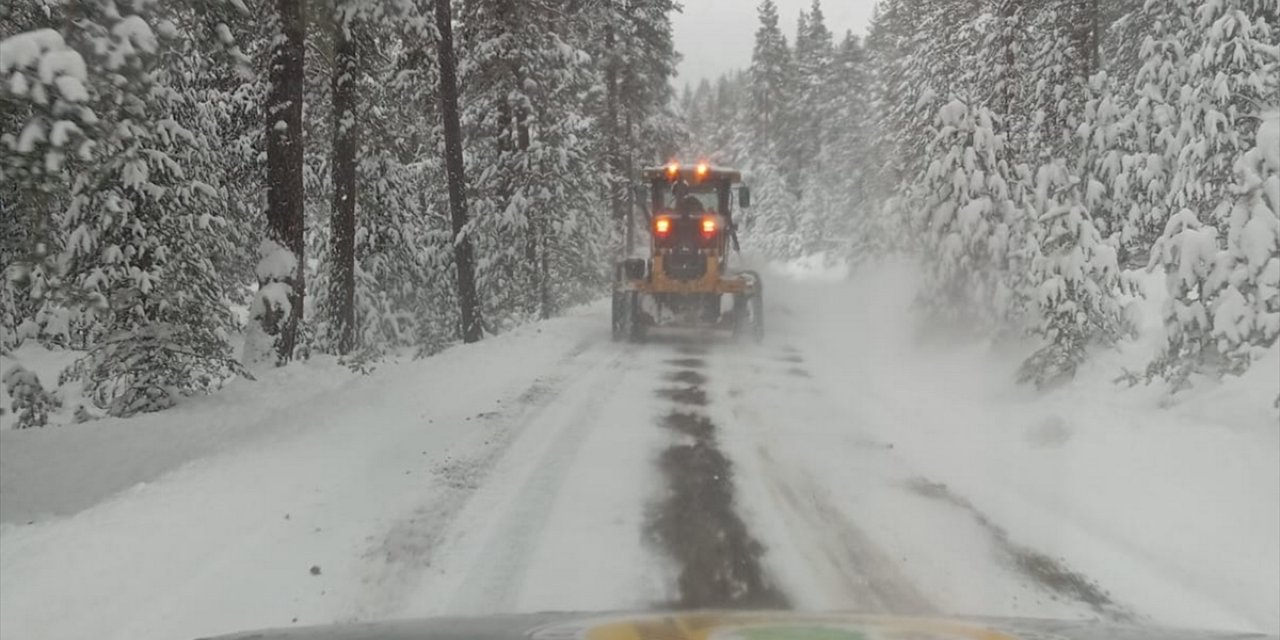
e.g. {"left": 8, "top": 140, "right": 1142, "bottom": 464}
{"left": 860, "top": 0, "right": 910, "bottom": 244}
{"left": 459, "top": 0, "right": 606, "bottom": 327}
{"left": 741, "top": 0, "right": 801, "bottom": 258}
{"left": 1208, "top": 109, "right": 1278, "bottom": 377}
{"left": 872, "top": 0, "right": 987, "bottom": 259}
{"left": 1144, "top": 0, "right": 1279, "bottom": 390}
{"left": 1100, "top": 0, "right": 1151, "bottom": 94}
{"left": 4, "top": 0, "right": 264, "bottom": 414}
{"left": 2, "top": 364, "right": 60, "bottom": 428}
{"left": 2, "top": 25, "right": 90, "bottom": 352}
{"left": 1008, "top": 0, "right": 1137, "bottom": 386}
{"left": 784, "top": 1, "right": 833, "bottom": 195}
{"left": 915, "top": 100, "right": 1021, "bottom": 328}
{"left": 747, "top": 0, "right": 791, "bottom": 158}
{"left": 1018, "top": 157, "right": 1133, "bottom": 386}
{"left": 591, "top": 0, "right": 681, "bottom": 263}
{"left": 795, "top": 31, "right": 877, "bottom": 261}
{"left": 1117, "top": 0, "right": 1197, "bottom": 264}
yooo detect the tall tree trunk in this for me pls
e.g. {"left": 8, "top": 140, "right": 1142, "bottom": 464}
{"left": 330, "top": 5, "right": 358, "bottom": 355}
{"left": 623, "top": 108, "right": 636, "bottom": 255}
{"left": 604, "top": 21, "right": 625, "bottom": 229}
{"left": 1088, "top": 0, "right": 1100, "bottom": 73}
{"left": 435, "top": 0, "right": 483, "bottom": 343}
{"left": 1071, "top": 0, "right": 1100, "bottom": 78}
{"left": 515, "top": 100, "right": 539, "bottom": 318}
{"left": 497, "top": 99, "right": 516, "bottom": 286}
{"left": 539, "top": 224, "right": 551, "bottom": 320}
{"left": 264, "top": 0, "right": 306, "bottom": 362}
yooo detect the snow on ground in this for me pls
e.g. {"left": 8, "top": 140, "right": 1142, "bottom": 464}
{"left": 744, "top": 258, "right": 1279, "bottom": 633}
{"left": 0, "top": 352, "right": 354, "bottom": 523}
{"left": 1, "top": 304, "right": 669, "bottom": 640}
{"left": 0, "top": 259, "right": 1275, "bottom": 640}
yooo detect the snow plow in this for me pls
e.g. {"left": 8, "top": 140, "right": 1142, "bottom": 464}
{"left": 612, "top": 162, "right": 763, "bottom": 343}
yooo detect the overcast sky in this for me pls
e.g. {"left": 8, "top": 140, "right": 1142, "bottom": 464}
{"left": 672, "top": 0, "right": 880, "bottom": 90}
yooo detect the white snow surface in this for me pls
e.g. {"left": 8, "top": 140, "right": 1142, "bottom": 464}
{"left": 254, "top": 239, "right": 298, "bottom": 281}
{"left": 1, "top": 263, "right": 1276, "bottom": 640}
{"left": 0, "top": 29, "right": 67, "bottom": 75}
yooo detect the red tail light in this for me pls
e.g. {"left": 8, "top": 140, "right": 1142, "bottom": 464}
{"left": 654, "top": 216, "right": 672, "bottom": 238}
{"left": 701, "top": 216, "right": 717, "bottom": 239}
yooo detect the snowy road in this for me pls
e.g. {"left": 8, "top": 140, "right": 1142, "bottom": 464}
{"left": 2, "top": 264, "right": 1277, "bottom": 640}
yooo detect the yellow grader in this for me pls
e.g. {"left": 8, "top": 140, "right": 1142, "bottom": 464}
{"left": 612, "top": 162, "right": 763, "bottom": 342}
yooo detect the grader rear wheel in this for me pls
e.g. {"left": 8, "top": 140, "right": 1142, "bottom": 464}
{"left": 611, "top": 292, "right": 625, "bottom": 341}
{"left": 614, "top": 291, "right": 645, "bottom": 343}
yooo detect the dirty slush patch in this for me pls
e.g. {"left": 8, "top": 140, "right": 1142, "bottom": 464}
{"left": 906, "top": 478, "right": 1135, "bottom": 622}
{"left": 648, "top": 411, "right": 789, "bottom": 609}
{"left": 655, "top": 386, "right": 708, "bottom": 406}
{"left": 665, "top": 370, "right": 708, "bottom": 386}
{"left": 666, "top": 357, "right": 706, "bottom": 369}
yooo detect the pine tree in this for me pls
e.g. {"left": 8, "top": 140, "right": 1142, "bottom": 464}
{"left": 783, "top": 1, "right": 833, "bottom": 193}
{"left": 328, "top": 0, "right": 360, "bottom": 356}
{"left": 436, "top": 0, "right": 482, "bottom": 343}
{"left": 1018, "top": 157, "right": 1133, "bottom": 386}
{"left": 1144, "top": 0, "right": 1279, "bottom": 389}
{"left": 248, "top": 0, "right": 307, "bottom": 366}
{"left": 743, "top": 0, "right": 800, "bottom": 258}
{"left": 748, "top": 0, "right": 792, "bottom": 158}
{"left": 916, "top": 100, "right": 1021, "bottom": 326}
{"left": 1208, "top": 109, "right": 1279, "bottom": 376}
{"left": 4, "top": 0, "right": 256, "bottom": 415}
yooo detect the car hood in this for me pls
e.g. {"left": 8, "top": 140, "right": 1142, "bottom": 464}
{"left": 205, "top": 611, "right": 1276, "bottom": 640}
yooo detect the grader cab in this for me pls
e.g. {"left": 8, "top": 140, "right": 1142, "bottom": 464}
{"left": 612, "top": 162, "right": 763, "bottom": 342}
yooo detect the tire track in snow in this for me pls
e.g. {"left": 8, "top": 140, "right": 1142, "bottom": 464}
{"left": 905, "top": 477, "right": 1137, "bottom": 623}
{"left": 721, "top": 330, "right": 1131, "bottom": 622}
{"left": 753, "top": 444, "right": 937, "bottom": 615}
{"left": 712, "top": 343, "right": 936, "bottom": 615}
{"left": 350, "top": 337, "right": 608, "bottom": 619}
{"left": 407, "top": 346, "right": 631, "bottom": 614}
{"left": 645, "top": 341, "right": 790, "bottom": 610}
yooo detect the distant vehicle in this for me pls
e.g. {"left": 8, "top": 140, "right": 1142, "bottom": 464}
{"left": 613, "top": 162, "right": 763, "bottom": 343}
{"left": 206, "top": 610, "right": 1278, "bottom": 640}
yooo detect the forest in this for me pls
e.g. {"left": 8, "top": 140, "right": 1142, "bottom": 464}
{"left": 686, "top": 0, "right": 1277, "bottom": 392}
{"left": 2, "top": 0, "right": 1277, "bottom": 425}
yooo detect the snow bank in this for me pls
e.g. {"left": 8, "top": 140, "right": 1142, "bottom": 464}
{"left": 0, "top": 306, "right": 617, "bottom": 640}
{"left": 0, "top": 354, "right": 355, "bottom": 522}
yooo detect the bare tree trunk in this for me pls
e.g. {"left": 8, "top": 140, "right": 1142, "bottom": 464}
{"left": 1071, "top": 0, "right": 1100, "bottom": 78}
{"left": 264, "top": 0, "right": 306, "bottom": 362}
{"left": 497, "top": 99, "right": 516, "bottom": 286}
{"left": 515, "top": 101, "right": 540, "bottom": 318}
{"left": 1088, "top": 0, "right": 1101, "bottom": 74}
{"left": 435, "top": 0, "right": 483, "bottom": 343}
{"left": 539, "top": 225, "right": 551, "bottom": 319}
{"left": 623, "top": 108, "right": 636, "bottom": 255}
{"left": 604, "top": 20, "right": 625, "bottom": 229}
{"left": 330, "top": 4, "right": 358, "bottom": 355}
